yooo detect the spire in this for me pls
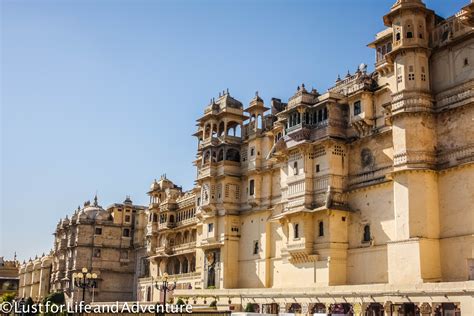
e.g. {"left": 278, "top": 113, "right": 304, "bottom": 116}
{"left": 93, "top": 194, "right": 98, "bottom": 206}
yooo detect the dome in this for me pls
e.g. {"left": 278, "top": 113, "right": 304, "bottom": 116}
{"left": 78, "top": 195, "right": 109, "bottom": 220}
{"left": 150, "top": 179, "right": 160, "bottom": 191}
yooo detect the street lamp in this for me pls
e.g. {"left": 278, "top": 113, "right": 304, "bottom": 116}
{"left": 72, "top": 267, "right": 98, "bottom": 303}
{"left": 154, "top": 272, "right": 176, "bottom": 307}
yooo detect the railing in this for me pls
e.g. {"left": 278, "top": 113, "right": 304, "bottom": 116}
{"left": 431, "top": 15, "right": 472, "bottom": 48}
{"left": 176, "top": 217, "right": 198, "bottom": 227}
{"left": 348, "top": 166, "right": 392, "bottom": 189}
{"left": 171, "top": 241, "right": 197, "bottom": 253}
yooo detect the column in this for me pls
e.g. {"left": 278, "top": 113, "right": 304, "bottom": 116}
{"left": 384, "top": 301, "right": 393, "bottom": 316}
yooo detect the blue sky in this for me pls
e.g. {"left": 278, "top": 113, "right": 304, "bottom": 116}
{"left": 1, "top": 0, "right": 467, "bottom": 261}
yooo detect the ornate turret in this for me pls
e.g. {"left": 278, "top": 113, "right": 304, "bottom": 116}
{"left": 244, "top": 92, "right": 269, "bottom": 134}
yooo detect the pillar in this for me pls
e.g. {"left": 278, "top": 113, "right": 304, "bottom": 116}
{"left": 384, "top": 301, "right": 393, "bottom": 316}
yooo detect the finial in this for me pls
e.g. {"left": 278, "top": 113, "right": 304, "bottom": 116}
{"left": 337, "top": 74, "right": 341, "bottom": 81}
{"left": 301, "top": 83, "right": 305, "bottom": 88}
{"left": 14, "top": 252, "right": 17, "bottom": 261}
{"left": 297, "top": 85, "right": 300, "bottom": 91}
{"left": 218, "top": 92, "right": 221, "bottom": 97}
{"left": 42, "top": 252, "right": 45, "bottom": 257}
{"left": 226, "top": 88, "right": 229, "bottom": 94}
{"left": 222, "top": 90, "right": 225, "bottom": 96}
{"left": 93, "top": 193, "right": 98, "bottom": 206}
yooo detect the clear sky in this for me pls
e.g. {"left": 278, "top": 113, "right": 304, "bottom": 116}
{"left": 1, "top": 0, "right": 467, "bottom": 261}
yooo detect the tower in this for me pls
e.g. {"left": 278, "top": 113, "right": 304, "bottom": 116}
{"left": 383, "top": 0, "right": 441, "bottom": 284}
{"left": 194, "top": 90, "right": 247, "bottom": 288}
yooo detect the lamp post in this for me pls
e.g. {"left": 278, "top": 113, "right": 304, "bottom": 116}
{"left": 72, "top": 267, "right": 98, "bottom": 303}
{"left": 154, "top": 272, "right": 176, "bottom": 312}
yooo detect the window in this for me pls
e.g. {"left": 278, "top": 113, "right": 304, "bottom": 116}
{"left": 354, "top": 101, "right": 361, "bottom": 115}
{"left": 323, "top": 107, "right": 328, "bottom": 120}
{"left": 250, "top": 147, "right": 255, "bottom": 157}
{"left": 125, "top": 215, "right": 131, "bottom": 223}
{"left": 318, "top": 221, "right": 324, "bottom": 237}
{"left": 421, "top": 66, "right": 426, "bottom": 81}
{"left": 363, "top": 225, "right": 371, "bottom": 242}
{"left": 153, "top": 213, "right": 158, "bottom": 222}
{"left": 387, "top": 42, "right": 392, "bottom": 53}
{"left": 396, "top": 33, "right": 401, "bottom": 41}
{"left": 253, "top": 241, "right": 259, "bottom": 255}
{"left": 249, "top": 179, "right": 255, "bottom": 196}
{"left": 123, "top": 228, "right": 130, "bottom": 237}
{"left": 316, "top": 164, "right": 320, "bottom": 173}
{"left": 95, "top": 227, "right": 102, "bottom": 235}
{"left": 293, "top": 161, "right": 298, "bottom": 175}
{"left": 208, "top": 223, "right": 214, "bottom": 233}
{"left": 93, "top": 249, "right": 101, "bottom": 258}
{"left": 408, "top": 66, "right": 415, "bottom": 81}
{"left": 294, "top": 223, "right": 300, "bottom": 239}
{"left": 464, "top": 58, "right": 469, "bottom": 67}
{"left": 407, "top": 31, "right": 413, "bottom": 39}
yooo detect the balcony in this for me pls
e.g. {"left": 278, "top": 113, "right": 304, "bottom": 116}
{"left": 158, "top": 222, "right": 176, "bottom": 230}
{"left": 197, "top": 163, "right": 217, "bottom": 180}
{"left": 155, "top": 245, "right": 173, "bottom": 256}
{"left": 171, "top": 242, "right": 197, "bottom": 255}
{"left": 200, "top": 137, "right": 219, "bottom": 148}
{"left": 176, "top": 217, "right": 198, "bottom": 227}
{"left": 285, "top": 240, "right": 318, "bottom": 264}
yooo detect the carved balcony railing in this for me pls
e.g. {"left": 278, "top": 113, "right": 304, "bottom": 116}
{"left": 348, "top": 165, "right": 392, "bottom": 189}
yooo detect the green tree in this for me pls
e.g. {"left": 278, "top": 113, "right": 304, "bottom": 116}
{"left": 0, "top": 292, "right": 16, "bottom": 303}
{"left": 244, "top": 303, "right": 255, "bottom": 313}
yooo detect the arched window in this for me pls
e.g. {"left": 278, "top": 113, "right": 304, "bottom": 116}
{"left": 418, "top": 23, "right": 424, "bottom": 39}
{"left": 363, "top": 225, "right": 371, "bottom": 242}
{"left": 218, "top": 122, "right": 225, "bottom": 136}
{"left": 253, "top": 241, "right": 259, "bottom": 255}
{"left": 406, "top": 21, "right": 414, "bottom": 39}
{"left": 190, "top": 256, "right": 196, "bottom": 272}
{"left": 396, "top": 32, "right": 401, "bottom": 41}
{"left": 257, "top": 115, "right": 263, "bottom": 129}
{"left": 319, "top": 221, "right": 324, "bottom": 237}
{"left": 226, "top": 148, "right": 240, "bottom": 162}
{"left": 204, "top": 124, "right": 211, "bottom": 139}
{"left": 174, "top": 259, "right": 180, "bottom": 275}
{"left": 249, "top": 179, "right": 255, "bottom": 196}
{"left": 203, "top": 151, "right": 210, "bottom": 164}
{"left": 169, "top": 215, "right": 175, "bottom": 223}
{"left": 182, "top": 258, "right": 189, "bottom": 274}
{"left": 217, "top": 149, "right": 224, "bottom": 162}
{"left": 294, "top": 223, "right": 299, "bottom": 239}
{"left": 293, "top": 161, "right": 298, "bottom": 175}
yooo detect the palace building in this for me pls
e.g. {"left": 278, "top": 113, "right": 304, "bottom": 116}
{"left": 18, "top": 0, "right": 474, "bottom": 314}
